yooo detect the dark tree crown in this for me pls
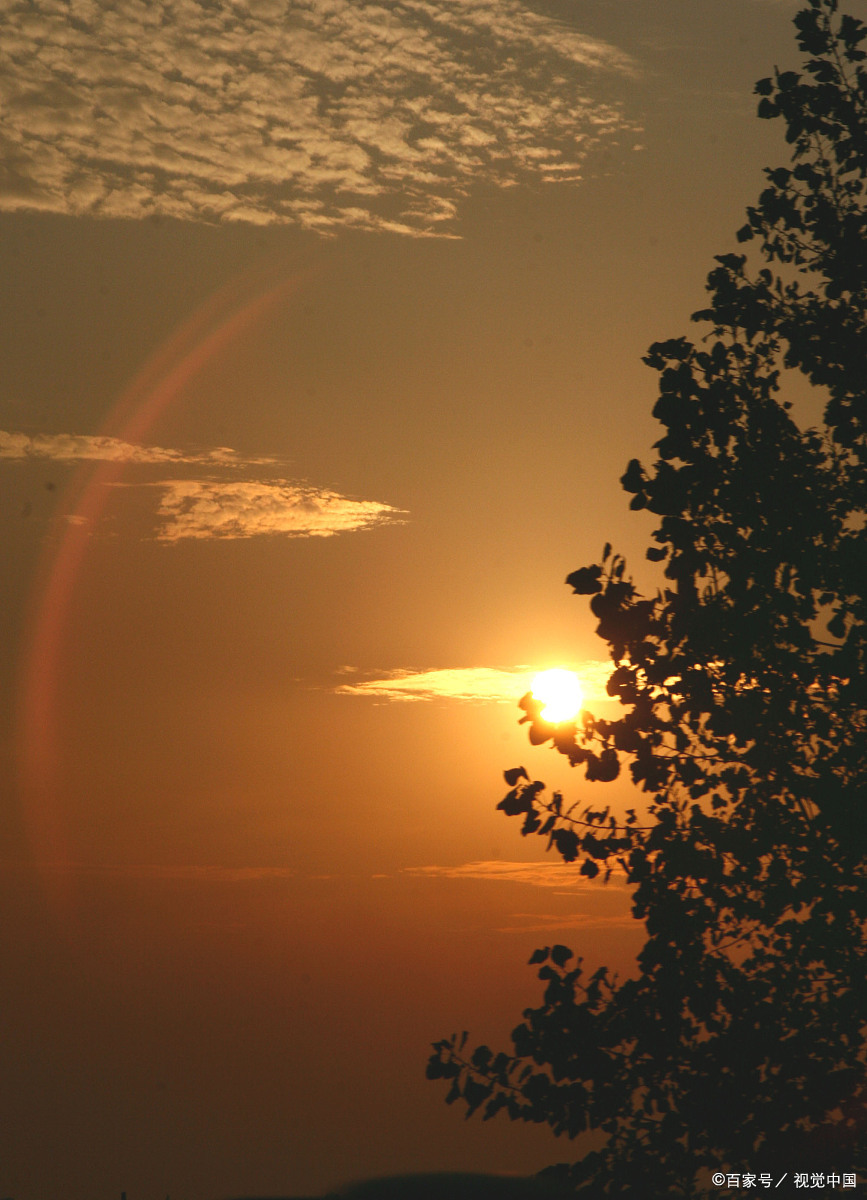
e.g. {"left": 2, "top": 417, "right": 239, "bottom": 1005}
{"left": 428, "top": 3, "right": 867, "bottom": 1195}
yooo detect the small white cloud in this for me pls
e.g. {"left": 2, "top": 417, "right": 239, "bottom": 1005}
{"left": 337, "top": 662, "right": 613, "bottom": 704}
{"left": 0, "top": 0, "right": 640, "bottom": 235}
{"left": 152, "top": 478, "right": 406, "bottom": 541}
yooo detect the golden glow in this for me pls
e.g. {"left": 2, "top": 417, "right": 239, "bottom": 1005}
{"left": 531, "top": 668, "right": 584, "bottom": 723}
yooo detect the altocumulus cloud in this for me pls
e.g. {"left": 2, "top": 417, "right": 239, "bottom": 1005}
{"left": 0, "top": 0, "right": 639, "bottom": 235}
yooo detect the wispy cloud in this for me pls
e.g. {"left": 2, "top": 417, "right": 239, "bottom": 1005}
{"left": 151, "top": 478, "right": 406, "bottom": 541}
{"left": 337, "top": 662, "right": 613, "bottom": 704}
{"left": 495, "top": 910, "right": 637, "bottom": 934}
{"left": 0, "top": 0, "right": 639, "bottom": 235}
{"left": 406, "top": 862, "right": 632, "bottom": 932}
{"left": 2, "top": 428, "right": 405, "bottom": 541}
{"left": 0, "top": 430, "right": 274, "bottom": 466}
{"left": 404, "top": 860, "right": 624, "bottom": 890}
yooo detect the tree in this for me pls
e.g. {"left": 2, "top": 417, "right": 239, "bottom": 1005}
{"left": 427, "top": 2, "right": 867, "bottom": 1195}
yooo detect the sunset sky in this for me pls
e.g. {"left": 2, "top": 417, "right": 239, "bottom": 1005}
{"left": 0, "top": 2, "right": 806, "bottom": 1197}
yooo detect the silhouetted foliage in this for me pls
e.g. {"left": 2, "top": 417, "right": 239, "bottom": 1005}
{"left": 428, "top": 2, "right": 867, "bottom": 1194}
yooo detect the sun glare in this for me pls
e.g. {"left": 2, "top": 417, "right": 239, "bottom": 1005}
{"left": 531, "top": 668, "right": 584, "bottom": 723}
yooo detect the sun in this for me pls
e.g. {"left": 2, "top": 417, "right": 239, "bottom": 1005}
{"left": 530, "top": 668, "right": 584, "bottom": 723}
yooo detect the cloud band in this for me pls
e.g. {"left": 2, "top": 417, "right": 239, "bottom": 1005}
{"left": 152, "top": 478, "right": 406, "bottom": 540}
{"left": 1, "top": 0, "right": 639, "bottom": 234}
{"left": 336, "top": 662, "right": 613, "bottom": 703}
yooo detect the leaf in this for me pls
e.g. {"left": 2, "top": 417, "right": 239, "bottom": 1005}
{"left": 553, "top": 829, "right": 580, "bottom": 862}
{"left": 585, "top": 748, "right": 620, "bottom": 783}
{"left": 471, "top": 1045, "right": 492, "bottom": 1071}
{"left": 464, "top": 1078, "right": 493, "bottom": 1116}
{"left": 425, "top": 1055, "right": 445, "bottom": 1080}
{"left": 621, "top": 458, "right": 646, "bottom": 494}
{"left": 828, "top": 609, "right": 847, "bottom": 639}
{"left": 565, "top": 565, "right": 603, "bottom": 594}
{"left": 551, "top": 944, "right": 574, "bottom": 967}
{"left": 497, "top": 787, "right": 531, "bottom": 816}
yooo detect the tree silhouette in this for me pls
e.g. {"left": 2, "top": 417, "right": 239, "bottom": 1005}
{"left": 428, "top": 2, "right": 867, "bottom": 1195}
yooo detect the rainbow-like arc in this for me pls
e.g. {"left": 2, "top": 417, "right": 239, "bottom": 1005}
{"left": 14, "top": 253, "right": 316, "bottom": 920}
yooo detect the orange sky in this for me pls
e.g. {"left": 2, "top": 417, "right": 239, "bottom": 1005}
{"left": 0, "top": 2, "right": 805, "bottom": 1196}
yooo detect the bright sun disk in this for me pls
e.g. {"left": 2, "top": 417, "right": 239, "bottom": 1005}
{"left": 531, "top": 668, "right": 584, "bottom": 723}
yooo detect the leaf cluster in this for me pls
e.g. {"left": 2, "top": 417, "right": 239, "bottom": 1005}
{"left": 429, "top": 3, "right": 867, "bottom": 1194}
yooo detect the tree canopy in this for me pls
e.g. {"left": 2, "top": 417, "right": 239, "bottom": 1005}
{"left": 427, "top": 2, "right": 867, "bottom": 1195}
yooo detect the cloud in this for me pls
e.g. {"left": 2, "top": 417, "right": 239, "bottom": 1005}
{"left": 405, "top": 862, "right": 633, "bottom": 932}
{"left": 0, "top": 430, "right": 275, "bottom": 465}
{"left": 494, "top": 910, "right": 637, "bottom": 934}
{"left": 151, "top": 478, "right": 406, "bottom": 540}
{"left": 1, "top": 429, "right": 405, "bottom": 541}
{"left": 337, "top": 662, "right": 613, "bottom": 703}
{"left": 0, "top": 0, "right": 639, "bottom": 235}
{"left": 404, "top": 859, "right": 624, "bottom": 890}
